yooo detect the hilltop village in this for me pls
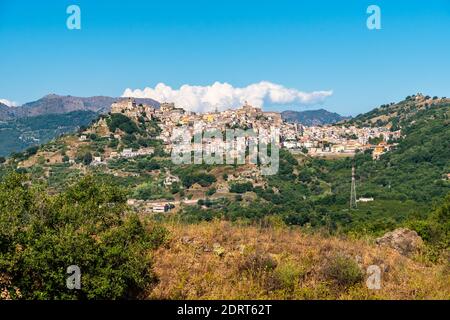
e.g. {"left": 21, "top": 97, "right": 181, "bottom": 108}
{"left": 107, "top": 98, "right": 400, "bottom": 161}
{"left": 16, "top": 98, "right": 400, "bottom": 171}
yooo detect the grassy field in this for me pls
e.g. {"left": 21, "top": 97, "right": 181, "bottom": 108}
{"left": 148, "top": 220, "right": 450, "bottom": 300}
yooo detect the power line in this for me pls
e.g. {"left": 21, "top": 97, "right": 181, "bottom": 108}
{"left": 350, "top": 164, "right": 357, "bottom": 209}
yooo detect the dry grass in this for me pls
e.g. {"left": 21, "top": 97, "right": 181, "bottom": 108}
{"left": 148, "top": 220, "right": 450, "bottom": 300}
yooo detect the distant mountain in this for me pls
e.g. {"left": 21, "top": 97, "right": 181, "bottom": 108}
{"left": 3, "top": 94, "right": 160, "bottom": 120}
{"left": 0, "top": 94, "right": 162, "bottom": 156}
{"left": 0, "top": 94, "right": 161, "bottom": 156}
{"left": 13, "top": 95, "right": 116, "bottom": 117}
{"left": 0, "top": 110, "right": 99, "bottom": 157}
{"left": 281, "top": 109, "right": 348, "bottom": 126}
{"left": 0, "top": 102, "right": 15, "bottom": 120}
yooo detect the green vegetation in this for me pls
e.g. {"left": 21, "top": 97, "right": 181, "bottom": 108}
{"left": 0, "top": 173, "right": 167, "bottom": 299}
{"left": 0, "top": 95, "right": 449, "bottom": 300}
{"left": 0, "top": 111, "right": 98, "bottom": 157}
{"left": 320, "top": 254, "right": 364, "bottom": 288}
{"left": 172, "top": 103, "right": 449, "bottom": 257}
{"left": 229, "top": 181, "right": 254, "bottom": 193}
{"left": 408, "top": 193, "right": 450, "bottom": 260}
{"left": 106, "top": 113, "right": 139, "bottom": 134}
{"left": 173, "top": 166, "right": 217, "bottom": 188}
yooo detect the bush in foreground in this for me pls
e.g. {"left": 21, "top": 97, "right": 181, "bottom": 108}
{"left": 0, "top": 173, "right": 166, "bottom": 299}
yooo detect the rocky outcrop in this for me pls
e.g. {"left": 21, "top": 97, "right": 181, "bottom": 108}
{"left": 376, "top": 228, "right": 423, "bottom": 256}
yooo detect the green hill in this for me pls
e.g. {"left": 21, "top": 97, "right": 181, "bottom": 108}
{"left": 328, "top": 98, "right": 450, "bottom": 203}
{"left": 0, "top": 111, "right": 98, "bottom": 157}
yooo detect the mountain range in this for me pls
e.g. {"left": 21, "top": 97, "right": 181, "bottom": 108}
{"left": 281, "top": 109, "right": 348, "bottom": 126}
{"left": 0, "top": 102, "right": 15, "bottom": 120}
{"left": 0, "top": 94, "right": 160, "bottom": 121}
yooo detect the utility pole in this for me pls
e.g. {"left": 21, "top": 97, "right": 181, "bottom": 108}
{"left": 350, "top": 165, "right": 357, "bottom": 209}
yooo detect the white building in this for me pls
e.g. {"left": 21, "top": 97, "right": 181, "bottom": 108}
{"left": 357, "top": 197, "right": 374, "bottom": 203}
{"left": 153, "top": 204, "right": 170, "bottom": 213}
{"left": 164, "top": 174, "right": 180, "bottom": 187}
{"left": 121, "top": 148, "right": 137, "bottom": 158}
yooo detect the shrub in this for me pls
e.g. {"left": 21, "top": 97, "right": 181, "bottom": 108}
{"left": 108, "top": 139, "right": 119, "bottom": 148}
{"left": 181, "top": 172, "right": 216, "bottom": 188}
{"left": 229, "top": 182, "right": 253, "bottom": 194}
{"left": 320, "top": 254, "right": 363, "bottom": 288}
{"left": 408, "top": 193, "right": 450, "bottom": 260}
{"left": 206, "top": 187, "right": 216, "bottom": 196}
{"left": 0, "top": 173, "right": 166, "bottom": 299}
{"left": 238, "top": 251, "right": 277, "bottom": 275}
{"left": 265, "top": 261, "right": 304, "bottom": 292}
{"left": 82, "top": 152, "right": 93, "bottom": 165}
{"left": 25, "top": 145, "right": 39, "bottom": 156}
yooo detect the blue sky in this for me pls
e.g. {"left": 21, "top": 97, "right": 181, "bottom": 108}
{"left": 1, "top": 0, "right": 449, "bottom": 115}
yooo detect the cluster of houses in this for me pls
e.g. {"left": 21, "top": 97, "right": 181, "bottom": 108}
{"left": 282, "top": 124, "right": 400, "bottom": 159}
{"left": 111, "top": 98, "right": 282, "bottom": 153}
{"left": 61, "top": 96, "right": 403, "bottom": 172}
{"left": 87, "top": 147, "right": 155, "bottom": 166}
{"left": 109, "top": 98, "right": 401, "bottom": 161}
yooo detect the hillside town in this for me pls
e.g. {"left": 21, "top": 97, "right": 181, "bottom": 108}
{"left": 110, "top": 98, "right": 401, "bottom": 160}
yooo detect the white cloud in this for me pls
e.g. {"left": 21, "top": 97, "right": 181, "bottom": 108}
{"left": 0, "top": 98, "right": 18, "bottom": 107}
{"left": 122, "top": 81, "right": 333, "bottom": 113}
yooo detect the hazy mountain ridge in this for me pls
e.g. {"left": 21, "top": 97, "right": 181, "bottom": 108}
{"left": 0, "top": 94, "right": 161, "bottom": 156}
{"left": 281, "top": 109, "right": 348, "bottom": 125}
{"left": 0, "top": 102, "right": 16, "bottom": 120}
{"left": 0, "top": 94, "right": 160, "bottom": 120}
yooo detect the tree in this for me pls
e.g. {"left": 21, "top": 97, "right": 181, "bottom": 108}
{"left": 409, "top": 193, "right": 450, "bottom": 255}
{"left": 206, "top": 187, "right": 216, "bottom": 196}
{"left": 107, "top": 114, "right": 139, "bottom": 134}
{"left": 181, "top": 172, "right": 217, "bottom": 188}
{"left": 108, "top": 138, "right": 119, "bottom": 149}
{"left": 82, "top": 152, "right": 93, "bottom": 165}
{"left": 230, "top": 182, "right": 253, "bottom": 194}
{"left": 25, "top": 146, "right": 39, "bottom": 156}
{"left": 0, "top": 173, "right": 167, "bottom": 299}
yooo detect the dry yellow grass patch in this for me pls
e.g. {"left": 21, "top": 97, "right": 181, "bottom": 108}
{"left": 149, "top": 221, "right": 449, "bottom": 300}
